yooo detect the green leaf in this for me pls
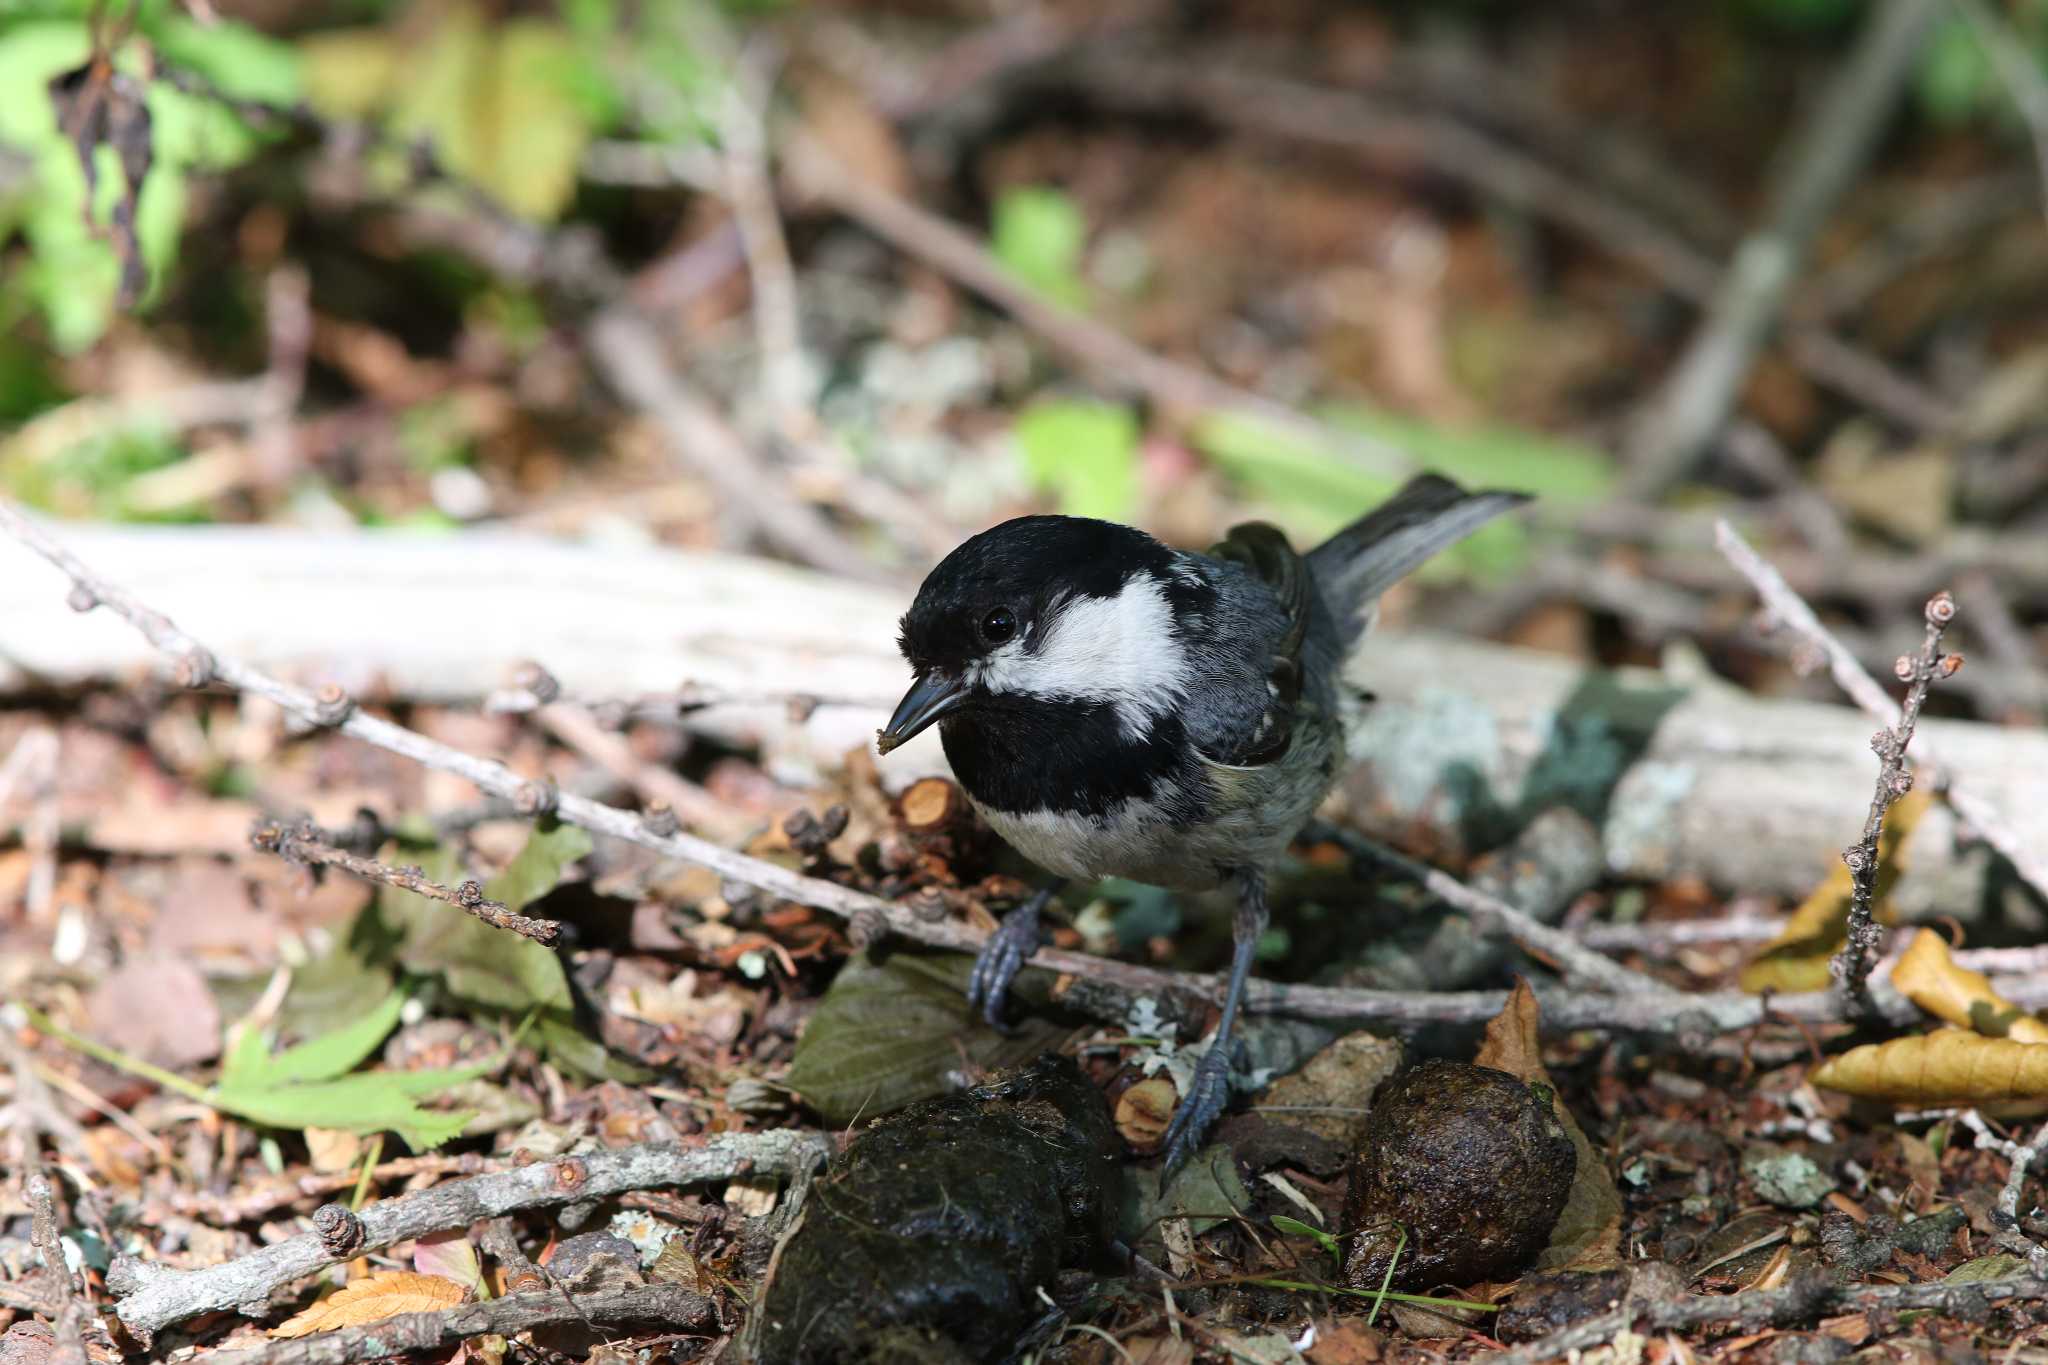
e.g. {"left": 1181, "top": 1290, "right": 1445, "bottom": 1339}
{"left": 991, "top": 186, "right": 1087, "bottom": 309}
{"left": 784, "top": 949, "right": 1068, "bottom": 1125}
{"left": 1014, "top": 399, "right": 1139, "bottom": 520}
{"left": 1917, "top": 19, "right": 1994, "bottom": 126}
{"left": 211, "top": 1068, "right": 485, "bottom": 1151}
{"left": 388, "top": 5, "right": 594, "bottom": 220}
{"left": 393, "top": 826, "right": 587, "bottom": 1012}
{"left": 154, "top": 15, "right": 301, "bottom": 106}
{"left": 298, "top": 27, "right": 399, "bottom": 118}
{"left": 487, "top": 821, "right": 594, "bottom": 913}
{"left": 1193, "top": 405, "right": 1606, "bottom": 580}
{"left": 378, "top": 827, "right": 634, "bottom": 1081}
{"left": 223, "top": 987, "right": 407, "bottom": 1089}
{"left": 1271, "top": 1214, "right": 1342, "bottom": 1264}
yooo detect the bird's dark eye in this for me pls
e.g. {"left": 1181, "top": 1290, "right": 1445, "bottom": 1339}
{"left": 978, "top": 607, "right": 1017, "bottom": 645}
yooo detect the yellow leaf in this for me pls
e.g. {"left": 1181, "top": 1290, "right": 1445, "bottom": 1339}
{"left": 299, "top": 29, "right": 401, "bottom": 118}
{"left": 1891, "top": 928, "right": 2048, "bottom": 1044}
{"left": 271, "top": 1270, "right": 467, "bottom": 1338}
{"left": 1741, "top": 787, "right": 1931, "bottom": 994}
{"left": 1811, "top": 1028, "right": 2048, "bottom": 1104}
{"left": 1475, "top": 979, "right": 1622, "bottom": 1272}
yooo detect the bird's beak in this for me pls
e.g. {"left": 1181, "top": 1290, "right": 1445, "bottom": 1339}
{"left": 877, "top": 672, "right": 969, "bottom": 754}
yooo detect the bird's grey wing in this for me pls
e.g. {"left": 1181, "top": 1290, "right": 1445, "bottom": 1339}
{"left": 1201, "top": 522, "right": 1309, "bottom": 767}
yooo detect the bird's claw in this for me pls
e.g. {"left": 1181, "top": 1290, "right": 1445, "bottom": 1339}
{"left": 1160, "top": 1045, "right": 1233, "bottom": 1179}
{"left": 966, "top": 901, "right": 1044, "bottom": 1031}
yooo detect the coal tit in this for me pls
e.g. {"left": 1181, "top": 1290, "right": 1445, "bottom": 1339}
{"left": 878, "top": 473, "right": 1530, "bottom": 1170}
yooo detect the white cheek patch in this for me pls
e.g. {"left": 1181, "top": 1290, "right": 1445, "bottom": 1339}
{"left": 969, "top": 574, "right": 1191, "bottom": 739}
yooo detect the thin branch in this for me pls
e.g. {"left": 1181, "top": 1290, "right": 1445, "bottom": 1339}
{"left": 1714, "top": 520, "right": 2048, "bottom": 907}
{"left": 25, "top": 1166, "right": 90, "bottom": 1365}
{"left": 1625, "top": 0, "right": 1946, "bottom": 498}
{"left": 148, "top": 1153, "right": 500, "bottom": 1226}
{"left": 106, "top": 1131, "right": 828, "bottom": 1340}
{"left": 251, "top": 818, "right": 560, "bottom": 945}
{"left": 584, "top": 308, "right": 883, "bottom": 584}
{"left": 196, "top": 1283, "right": 713, "bottom": 1365}
{"left": 1332, "top": 834, "right": 1678, "bottom": 999}
{"left": 1495, "top": 1269, "right": 2048, "bottom": 1365}
{"left": 1996, "top": 1116, "right": 2048, "bottom": 1274}
{"left": 1835, "top": 593, "right": 1956, "bottom": 1017}
{"left": 780, "top": 134, "right": 1416, "bottom": 479}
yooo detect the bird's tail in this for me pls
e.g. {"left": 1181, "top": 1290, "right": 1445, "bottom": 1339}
{"left": 1306, "top": 473, "right": 1531, "bottom": 647}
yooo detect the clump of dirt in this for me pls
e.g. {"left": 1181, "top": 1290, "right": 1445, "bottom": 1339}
{"left": 1343, "top": 1058, "right": 1575, "bottom": 1289}
{"left": 753, "top": 1053, "right": 1124, "bottom": 1364}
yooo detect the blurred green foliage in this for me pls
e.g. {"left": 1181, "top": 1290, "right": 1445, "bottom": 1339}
{"left": 991, "top": 185, "right": 1089, "bottom": 309}
{"left": 1015, "top": 398, "right": 1139, "bottom": 520}
{"left": 7, "top": 420, "right": 204, "bottom": 521}
{"left": 0, "top": 3, "right": 296, "bottom": 349}
{"left": 1195, "top": 406, "right": 1614, "bottom": 577}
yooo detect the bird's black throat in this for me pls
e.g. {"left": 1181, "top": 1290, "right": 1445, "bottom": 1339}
{"left": 939, "top": 694, "right": 1202, "bottom": 820}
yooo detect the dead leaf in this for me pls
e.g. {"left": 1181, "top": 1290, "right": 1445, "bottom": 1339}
{"left": 1476, "top": 979, "right": 1622, "bottom": 1272}
{"left": 304, "top": 1127, "right": 363, "bottom": 1174}
{"left": 1741, "top": 788, "right": 1930, "bottom": 994}
{"left": 84, "top": 956, "right": 220, "bottom": 1069}
{"left": 1811, "top": 1028, "right": 2048, "bottom": 1103}
{"left": 270, "top": 1271, "right": 466, "bottom": 1337}
{"left": 1116, "top": 1077, "right": 1176, "bottom": 1151}
{"left": 413, "top": 1230, "right": 486, "bottom": 1298}
{"left": 1891, "top": 928, "right": 2048, "bottom": 1044}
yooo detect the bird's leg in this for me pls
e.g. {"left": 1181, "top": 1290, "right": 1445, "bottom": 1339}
{"left": 1160, "top": 865, "right": 1267, "bottom": 1177}
{"left": 966, "top": 879, "right": 1064, "bottom": 1030}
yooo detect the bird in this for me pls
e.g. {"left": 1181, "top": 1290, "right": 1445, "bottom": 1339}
{"left": 875, "top": 472, "right": 1530, "bottom": 1172}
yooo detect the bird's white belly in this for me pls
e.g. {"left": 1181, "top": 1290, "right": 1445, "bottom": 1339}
{"left": 976, "top": 795, "right": 1226, "bottom": 891}
{"left": 971, "top": 727, "right": 1339, "bottom": 892}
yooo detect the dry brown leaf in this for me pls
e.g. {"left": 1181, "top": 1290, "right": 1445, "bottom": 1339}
{"left": 270, "top": 1271, "right": 467, "bottom": 1338}
{"left": 1891, "top": 928, "right": 2048, "bottom": 1044}
{"left": 1811, "top": 1028, "right": 2048, "bottom": 1103}
{"left": 1115, "top": 1076, "right": 1177, "bottom": 1151}
{"left": 1475, "top": 979, "right": 1622, "bottom": 1272}
{"left": 1741, "top": 787, "right": 1931, "bottom": 994}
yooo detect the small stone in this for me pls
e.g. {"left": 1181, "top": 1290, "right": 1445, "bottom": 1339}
{"left": 1742, "top": 1144, "right": 1836, "bottom": 1210}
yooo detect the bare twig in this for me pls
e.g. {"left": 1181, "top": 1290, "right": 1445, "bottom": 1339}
{"left": 1996, "top": 1117, "right": 2048, "bottom": 1274}
{"left": 251, "top": 818, "right": 560, "bottom": 945}
{"left": 1333, "top": 835, "right": 1677, "bottom": 999}
{"left": 1495, "top": 1269, "right": 2048, "bottom": 1365}
{"left": 1834, "top": 593, "right": 1957, "bottom": 1017}
{"left": 781, "top": 135, "right": 1416, "bottom": 478}
{"left": 585, "top": 308, "right": 883, "bottom": 583}
{"left": 25, "top": 1166, "right": 90, "bottom": 1365}
{"left": 197, "top": 1283, "right": 713, "bottom": 1365}
{"left": 1714, "top": 520, "right": 2048, "bottom": 908}
{"left": 149, "top": 1153, "right": 500, "bottom": 1226}
{"left": 106, "top": 1131, "right": 828, "bottom": 1340}
{"left": 1625, "top": 0, "right": 1945, "bottom": 497}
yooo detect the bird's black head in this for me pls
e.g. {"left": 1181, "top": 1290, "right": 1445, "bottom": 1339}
{"left": 878, "top": 515, "right": 1206, "bottom": 752}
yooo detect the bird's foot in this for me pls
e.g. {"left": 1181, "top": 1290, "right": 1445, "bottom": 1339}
{"left": 1160, "top": 1043, "right": 1234, "bottom": 1179}
{"left": 966, "top": 898, "right": 1046, "bottom": 1031}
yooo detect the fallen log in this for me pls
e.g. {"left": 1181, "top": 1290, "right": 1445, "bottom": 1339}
{"left": 2, "top": 523, "right": 2039, "bottom": 918}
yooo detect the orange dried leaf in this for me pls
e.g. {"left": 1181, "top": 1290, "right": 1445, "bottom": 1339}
{"left": 271, "top": 1271, "right": 467, "bottom": 1338}
{"left": 1811, "top": 1028, "right": 2048, "bottom": 1103}
{"left": 1741, "top": 787, "right": 1931, "bottom": 994}
{"left": 1476, "top": 979, "right": 1622, "bottom": 1272}
{"left": 1890, "top": 928, "right": 2048, "bottom": 1044}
